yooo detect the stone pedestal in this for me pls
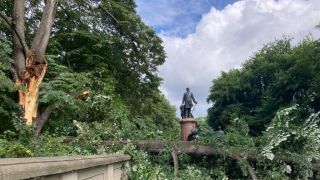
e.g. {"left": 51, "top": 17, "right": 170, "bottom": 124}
{"left": 179, "top": 118, "right": 196, "bottom": 141}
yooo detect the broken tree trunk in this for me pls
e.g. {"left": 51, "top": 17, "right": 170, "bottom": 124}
{"left": 9, "top": 0, "right": 59, "bottom": 124}
{"left": 61, "top": 138, "right": 320, "bottom": 178}
{"left": 60, "top": 137, "right": 320, "bottom": 172}
{"left": 18, "top": 50, "right": 47, "bottom": 124}
{"left": 96, "top": 140, "right": 320, "bottom": 172}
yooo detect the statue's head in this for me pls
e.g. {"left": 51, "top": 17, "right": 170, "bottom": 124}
{"left": 186, "top": 87, "right": 190, "bottom": 92}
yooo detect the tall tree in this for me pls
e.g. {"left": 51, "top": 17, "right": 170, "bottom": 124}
{"left": 207, "top": 38, "right": 320, "bottom": 134}
{"left": 0, "top": 0, "right": 59, "bottom": 124}
{"left": 0, "top": 0, "right": 177, "bottom": 136}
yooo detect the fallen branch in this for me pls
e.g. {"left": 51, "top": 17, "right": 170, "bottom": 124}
{"left": 247, "top": 164, "right": 258, "bottom": 180}
{"left": 171, "top": 145, "right": 179, "bottom": 178}
{"left": 234, "top": 156, "right": 257, "bottom": 180}
{"left": 61, "top": 138, "right": 320, "bottom": 172}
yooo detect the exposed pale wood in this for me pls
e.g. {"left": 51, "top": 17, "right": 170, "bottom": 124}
{"left": 171, "top": 145, "right": 179, "bottom": 178}
{"left": 10, "top": 0, "right": 60, "bottom": 125}
{"left": 72, "top": 91, "right": 90, "bottom": 100}
{"left": 247, "top": 164, "right": 258, "bottom": 180}
{"left": 234, "top": 156, "right": 257, "bottom": 180}
{"left": 18, "top": 51, "right": 47, "bottom": 124}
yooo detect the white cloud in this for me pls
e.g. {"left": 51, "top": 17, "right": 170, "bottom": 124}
{"left": 136, "top": 0, "right": 216, "bottom": 36}
{"left": 159, "top": 0, "right": 320, "bottom": 117}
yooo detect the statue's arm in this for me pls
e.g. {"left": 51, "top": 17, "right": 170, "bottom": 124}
{"left": 191, "top": 93, "right": 197, "bottom": 104}
{"left": 182, "top": 94, "right": 185, "bottom": 105}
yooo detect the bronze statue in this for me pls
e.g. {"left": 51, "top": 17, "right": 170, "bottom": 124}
{"left": 181, "top": 87, "right": 197, "bottom": 118}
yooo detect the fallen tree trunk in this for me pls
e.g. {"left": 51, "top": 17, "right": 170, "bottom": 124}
{"left": 130, "top": 141, "right": 320, "bottom": 172}
{"left": 171, "top": 146, "right": 179, "bottom": 178}
{"left": 61, "top": 137, "right": 320, "bottom": 172}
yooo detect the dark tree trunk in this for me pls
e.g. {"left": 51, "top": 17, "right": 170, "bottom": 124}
{"left": 96, "top": 140, "right": 320, "bottom": 172}
{"left": 12, "top": 0, "right": 26, "bottom": 77}
{"left": 10, "top": 0, "right": 60, "bottom": 124}
{"left": 60, "top": 139, "right": 320, "bottom": 177}
{"left": 35, "top": 103, "right": 58, "bottom": 136}
{"left": 35, "top": 91, "right": 89, "bottom": 135}
{"left": 31, "top": 0, "right": 59, "bottom": 58}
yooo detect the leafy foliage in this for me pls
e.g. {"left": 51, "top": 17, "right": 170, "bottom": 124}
{"left": 208, "top": 38, "right": 320, "bottom": 134}
{"left": 260, "top": 105, "right": 320, "bottom": 178}
{"left": 0, "top": 36, "right": 19, "bottom": 132}
{"left": 1, "top": 1, "right": 320, "bottom": 179}
{"left": 205, "top": 37, "right": 320, "bottom": 179}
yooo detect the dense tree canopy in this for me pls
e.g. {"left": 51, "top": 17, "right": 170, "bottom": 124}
{"left": 207, "top": 38, "right": 320, "bottom": 134}
{"left": 1, "top": 1, "right": 320, "bottom": 179}
{"left": 0, "top": 0, "right": 178, "bottom": 136}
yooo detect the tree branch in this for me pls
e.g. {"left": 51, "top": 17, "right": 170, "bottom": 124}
{"left": 34, "top": 103, "right": 59, "bottom": 136}
{"left": 171, "top": 145, "right": 179, "bottom": 178}
{"left": 234, "top": 156, "right": 257, "bottom": 180}
{"left": 9, "top": 66, "right": 19, "bottom": 82}
{"left": 82, "top": 0, "right": 120, "bottom": 24}
{"left": 34, "top": 91, "right": 89, "bottom": 136}
{"left": 31, "top": 0, "right": 59, "bottom": 57}
{"left": 0, "top": 11, "right": 12, "bottom": 25}
{"left": 0, "top": 11, "right": 29, "bottom": 58}
{"left": 12, "top": 0, "right": 29, "bottom": 77}
{"left": 91, "top": 140, "right": 320, "bottom": 172}
{"left": 246, "top": 163, "right": 258, "bottom": 180}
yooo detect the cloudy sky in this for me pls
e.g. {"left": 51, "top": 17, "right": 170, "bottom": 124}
{"left": 136, "top": 0, "right": 320, "bottom": 117}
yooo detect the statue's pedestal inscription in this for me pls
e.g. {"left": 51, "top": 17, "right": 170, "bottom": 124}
{"left": 179, "top": 118, "right": 197, "bottom": 141}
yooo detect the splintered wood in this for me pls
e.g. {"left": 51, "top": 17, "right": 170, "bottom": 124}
{"left": 17, "top": 51, "right": 47, "bottom": 124}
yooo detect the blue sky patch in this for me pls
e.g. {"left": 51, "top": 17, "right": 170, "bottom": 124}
{"left": 136, "top": 0, "right": 238, "bottom": 37}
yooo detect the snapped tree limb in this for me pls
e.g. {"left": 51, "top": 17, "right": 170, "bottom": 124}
{"left": 98, "top": 140, "right": 320, "bottom": 172}
{"left": 35, "top": 91, "right": 90, "bottom": 136}
{"left": 14, "top": 0, "right": 60, "bottom": 125}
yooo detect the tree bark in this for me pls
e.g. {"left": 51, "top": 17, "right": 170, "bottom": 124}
{"left": 34, "top": 103, "right": 59, "bottom": 136}
{"left": 171, "top": 145, "right": 179, "bottom": 178}
{"left": 13, "top": 0, "right": 59, "bottom": 124}
{"left": 31, "top": 0, "right": 59, "bottom": 58}
{"left": 0, "top": 12, "right": 29, "bottom": 61}
{"left": 34, "top": 90, "right": 89, "bottom": 136}
{"left": 234, "top": 156, "right": 257, "bottom": 180}
{"left": 12, "top": 0, "right": 27, "bottom": 77}
{"left": 92, "top": 140, "right": 320, "bottom": 172}
{"left": 62, "top": 138, "right": 320, "bottom": 174}
{"left": 247, "top": 164, "right": 258, "bottom": 180}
